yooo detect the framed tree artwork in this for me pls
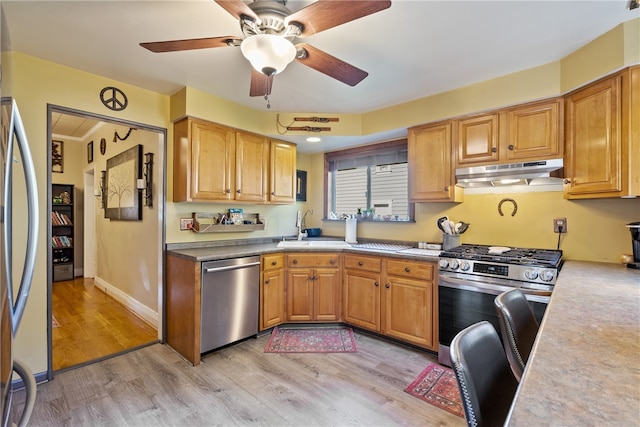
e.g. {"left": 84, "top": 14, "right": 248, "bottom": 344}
{"left": 52, "top": 140, "right": 64, "bottom": 173}
{"left": 104, "top": 144, "right": 142, "bottom": 220}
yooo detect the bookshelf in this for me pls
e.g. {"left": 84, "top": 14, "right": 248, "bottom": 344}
{"left": 52, "top": 183, "right": 74, "bottom": 282}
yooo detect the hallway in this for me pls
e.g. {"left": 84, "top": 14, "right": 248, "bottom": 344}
{"left": 52, "top": 277, "right": 158, "bottom": 371}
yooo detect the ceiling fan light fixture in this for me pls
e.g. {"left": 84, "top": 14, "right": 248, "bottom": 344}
{"left": 240, "top": 34, "right": 296, "bottom": 76}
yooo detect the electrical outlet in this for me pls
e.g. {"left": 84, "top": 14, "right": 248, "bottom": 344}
{"left": 553, "top": 217, "right": 567, "bottom": 233}
{"left": 180, "top": 218, "right": 193, "bottom": 231}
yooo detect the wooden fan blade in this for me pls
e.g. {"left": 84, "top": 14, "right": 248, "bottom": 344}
{"left": 295, "top": 43, "right": 368, "bottom": 87}
{"left": 250, "top": 69, "right": 273, "bottom": 97}
{"left": 286, "top": 0, "right": 391, "bottom": 38}
{"left": 215, "top": 0, "right": 259, "bottom": 21}
{"left": 140, "top": 37, "right": 239, "bottom": 53}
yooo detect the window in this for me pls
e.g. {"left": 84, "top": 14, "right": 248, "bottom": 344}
{"left": 325, "top": 139, "right": 414, "bottom": 221}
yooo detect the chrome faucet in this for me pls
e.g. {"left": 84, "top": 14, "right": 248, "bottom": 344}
{"left": 296, "top": 210, "right": 308, "bottom": 241}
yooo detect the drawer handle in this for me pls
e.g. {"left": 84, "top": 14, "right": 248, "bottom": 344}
{"left": 508, "top": 144, "right": 514, "bottom": 150}
{"left": 265, "top": 279, "right": 270, "bottom": 284}
{"left": 271, "top": 261, "right": 278, "bottom": 266}
{"left": 404, "top": 267, "right": 411, "bottom": 273}
{"left": 374, "top": 282, "right": 379, "bottom": 287}
{"left": 293, "top": 259, "right": 298, "bottom": 264}
{"left": 358, "top": 261, "right": 363, "bottom": 266}
{"left": 385, "top": 283, "right": 390, "bottom": 289}
{"left": 330, "top": 259, "right": 335, "bottom": 265}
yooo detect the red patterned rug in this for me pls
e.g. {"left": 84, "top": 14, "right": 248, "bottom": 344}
{"left": 405, "top": 363, "right": 464, "bottom": 418}
{"left": 264, "top": 326, "right": 358, "bottom": 353}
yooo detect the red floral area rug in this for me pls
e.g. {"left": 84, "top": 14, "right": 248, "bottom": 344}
{"left": 405, "top": 362, "right": 464, "bottom": 418}
{"left": 264, "top": 326, "right": 358, "bottom": 353}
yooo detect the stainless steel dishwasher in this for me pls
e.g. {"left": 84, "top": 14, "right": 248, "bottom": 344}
{"left": 200, "top": 256, "right": 260, "bottom": 353}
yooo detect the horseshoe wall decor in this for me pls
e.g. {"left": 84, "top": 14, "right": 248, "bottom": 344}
{"left": 498, "top": 198, "right": 518, "bottom": 216}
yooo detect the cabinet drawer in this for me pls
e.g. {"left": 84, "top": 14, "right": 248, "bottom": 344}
{"left": 344, "top": 254, "right": 381, "bottom": 272}
{"left": 287, "top": 253, "right": 339, "bottom": 268}
{"left": 262, "top": 254, "right": 284, "bottom": 271}
{"left": 385, "top": 259, "right": 433, "bottom": 281}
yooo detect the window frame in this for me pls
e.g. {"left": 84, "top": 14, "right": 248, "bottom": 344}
{"left": 323, "top": 138, "right": 415, "bottom": 221}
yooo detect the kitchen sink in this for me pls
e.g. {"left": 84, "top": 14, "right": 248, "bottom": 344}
{"left": 276, "top": 240, "right": 352, "bottom": 248}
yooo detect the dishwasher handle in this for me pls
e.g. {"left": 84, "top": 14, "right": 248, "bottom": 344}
{"left": 203, "top": 261, "right": 261, "bottom": 274}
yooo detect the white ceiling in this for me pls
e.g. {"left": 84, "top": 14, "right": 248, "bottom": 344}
{"left": 3, "top": 1, "right": 638, "bottom": 152}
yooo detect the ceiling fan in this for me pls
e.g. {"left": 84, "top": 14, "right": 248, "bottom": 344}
{"left": 140, "top": 0, "right": 391, "bottom": 97}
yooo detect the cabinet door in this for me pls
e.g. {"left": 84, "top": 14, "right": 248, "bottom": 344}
{"left": 236, "top": 131, "right": 268, "bottom": 202}
{"left": 456, "top": 113, "right": 500, "bottom": 165}
{"left": 506, "top": 99, "right": 562, "bottom": 161}
{"left": 190, "top": 121, "right": 235, "bottom": 201}
{"left": 286, "top": 268, "right": 314, "bottom": 321}
{"left": 565, "top": 75, "right": 622, "bottom": 197}
{"left": 269, "top": 140, "right": 297, "bottom": 203}
{"left": 314, "top": 268, "right": 341, "bottom": 321}
{"left": 342, "top": 270, "right": 380, "bottom": 331}
{"left": 382, "top": 275, "right": 433, "bottom": 349}
{"left": 261, "top": 268, "right": 285, "bottom": 330}
{"left": 408, "top": 122, "right": 459, "bottom": 202}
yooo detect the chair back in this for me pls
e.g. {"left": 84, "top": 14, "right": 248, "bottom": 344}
{"left": 450, "top": 321, "right": 518, "bottom": 427}
{"left": 494, "top": 289, "right": 539, "bottom": 381}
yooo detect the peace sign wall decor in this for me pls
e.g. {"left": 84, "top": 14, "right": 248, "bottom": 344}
{"left": 100, "top": 86, "right": 128, "bottom": 111}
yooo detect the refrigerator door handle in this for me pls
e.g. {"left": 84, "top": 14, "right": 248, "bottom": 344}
{"left": 4, "top": 100, "right": 39, "bottom": 334}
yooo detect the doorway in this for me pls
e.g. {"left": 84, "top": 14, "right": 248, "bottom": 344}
{"left": 47, "top": 105, "right": 166, "bottom": 377}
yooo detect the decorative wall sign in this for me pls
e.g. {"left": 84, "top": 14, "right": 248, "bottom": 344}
{"left": 87, "top": 141, "right": 94, "bottom": 163}
{"left": 105, "top": 145, "right": 142, "bottom": 221}
{"left": 52, "top": 140, "right": 64, "bottom": 173}
{"left": 100, "top": 86, "right": 128, "bottom": 111}
{"left": 296, "top": 170, "right": 307, "bottom": 202}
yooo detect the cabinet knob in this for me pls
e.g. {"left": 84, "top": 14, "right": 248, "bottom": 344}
{"left": 358, "top": 261, "right": 363, "bottom": 266}
{"left": 330, "top": 259, "right": 335, "bottom": 265}
{"left": 508, "top": 144, "right": 514, "bottom": 150}
{"left": 492, "top": 147, "right": 497, "bottom": 153}
{"left": 225, "top": 189, "right": 231, "bottom": 194}
{"left": 385, "top": 283, "right": 390, "bottom": 289}
{"left": 265, "top": 279, "right": 270, "bottom": 285}
{"left": 404, "top": 267, "right": 411, "bottom": 273}
{"left": 563, "top": 178, "right": 571, "bottom": 184}
{"left": 236, "top": 189, "right": 241, "bottom": 194}
{"left": 444, "top": 186, "right": 449, "bottom": 192}
{"left": 374, "top": 282, "right": 379, "bottom": 287}
{"left": 271, "top": 261, "right": 278, "bottom": 266}
{"left": 292, "top": 259, "right": 298, "bottom": 264}
{"left": 271, "top": 191, "right": 276, "bottom": 196}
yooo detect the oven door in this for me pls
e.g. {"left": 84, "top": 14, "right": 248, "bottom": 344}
{"left": 437, "top": 272, "right": 550, "bottom": 366}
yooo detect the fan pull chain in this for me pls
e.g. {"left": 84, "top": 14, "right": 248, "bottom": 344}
{"left": 265, "top": 94, "right": 271, "bottom": 109}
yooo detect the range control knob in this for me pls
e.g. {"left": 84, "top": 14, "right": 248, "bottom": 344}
{"left": 524, "top": 269, "right": 539, "bottom": 280}
{"left": 459, "top": 261, "right": 471, "bottom": 271}
{"left": 539, "top": 270, "right": 555, "bottom": 282}
{"left": 449, "top": 260, "right": 460, "bottom": 270}
{"left": 439, "top": 259, "right": 449, "bottom": 269}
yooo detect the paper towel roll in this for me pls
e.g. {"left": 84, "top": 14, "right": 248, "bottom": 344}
{"left": 345, "top": 218, "right": 358, "bottom": 244}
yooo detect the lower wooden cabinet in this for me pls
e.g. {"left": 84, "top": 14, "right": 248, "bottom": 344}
{"left": 343, "top": 254, "right": 437, "bottom": 350}
{"left": 260, "top": 254, "right": 285, "bottom": 331}
{"left": 285, "top": 253, "right": 341, "bottom": 322}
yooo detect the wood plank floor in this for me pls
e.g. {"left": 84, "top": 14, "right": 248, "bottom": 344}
{"left": 12, "top": 331, "right": 465, "bottom": 426}
{"left": 52, "top": 277, "right": 158, "bottom": 371}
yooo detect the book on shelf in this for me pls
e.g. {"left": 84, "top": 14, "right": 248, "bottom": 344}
{"left": 51, "top": 211, "right": 72, "bottom": 225}
{"left": 51, "top": 235, "right": 73, "bottom": 248}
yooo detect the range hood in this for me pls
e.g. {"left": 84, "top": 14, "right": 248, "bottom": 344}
{"left": 456, "top": 158, "right": 564, "bottom": 188}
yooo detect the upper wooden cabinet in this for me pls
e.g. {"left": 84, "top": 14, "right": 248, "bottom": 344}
{"left": 173, "top": 117, "right": 296, "bottom": 203}
{"left": 456, "top": 113, "right": 500, "bottom": 165}
{"left": 269, "top": 140, "right": 297, "bottom": 203}
{"left": 408, "top": 122, "right": 462, "bottom": 203}
{"left": 564, "top": 67, "right": 640, "bottom": 199}
{"left": 455, "top": 98, "right": 563, "bottom": 167}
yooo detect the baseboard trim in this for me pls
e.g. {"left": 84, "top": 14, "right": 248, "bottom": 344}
{"left": 94, "top": 276, "right": 158, "bottom": 329}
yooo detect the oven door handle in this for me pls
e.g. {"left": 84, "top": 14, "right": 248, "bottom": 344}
{"left": 439, "top": 274, "right": 553, "bottom": 298}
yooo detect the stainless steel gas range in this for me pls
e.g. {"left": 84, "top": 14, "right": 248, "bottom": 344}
{"left": 437, "top": 244, "right": 563, "bottom": 366}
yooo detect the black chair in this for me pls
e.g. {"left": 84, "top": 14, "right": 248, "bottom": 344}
{"left": 450, "top": 321, "right": 519, "bottom": 427}
{"left": 494, "top": 289, "right": 539, "bottom": 382}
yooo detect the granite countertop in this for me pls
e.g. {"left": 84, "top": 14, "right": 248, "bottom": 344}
{"left": 166, "top": 239, "right": 442, "bottom": 263}
{"left": 506, "top": 261, "right": 640, "bottom": 426}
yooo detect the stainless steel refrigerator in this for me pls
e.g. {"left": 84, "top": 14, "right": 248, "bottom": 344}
{"left": 1, "top": 5, "right": 39, "bottom": 427}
